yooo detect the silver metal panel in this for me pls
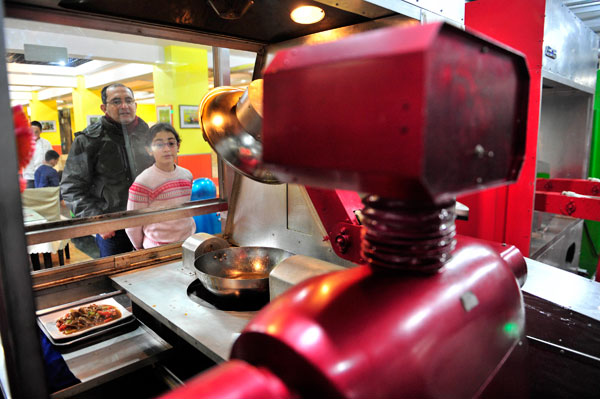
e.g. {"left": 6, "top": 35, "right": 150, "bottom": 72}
{"left": 366, "top": 0, "right": 465, "bottom": 25}
{"left": 530, "top": 214, "right": 583, "bottom": 273}
{"left": 523, "top": 257, "right": 600, "bottom": 322}
{"left": 227, "top": 176, "right": 355, "bottom": 267}
{"left": 54, "top": 323, "right": 171, "bottom": 398}
{"left": 111, "top": 262, "right": 254, "bottom": 363}
{"left": 537, "top": 83, "right": 593, "bottom": 179}
{"left": 182, "top": 233, "right": 229, "bottom": 273}
{"left": 270, "top": 255, "right": 345, "bottom": 299}
{"left": 265, "top": 15, "right": 418, "bottom": 67}
{"left": 543, "top": 0, "right": 599, "bottom": 90}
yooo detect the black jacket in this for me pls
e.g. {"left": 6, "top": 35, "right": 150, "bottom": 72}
{"left": 61, "top": 116, "right": 154, "bottom": 218}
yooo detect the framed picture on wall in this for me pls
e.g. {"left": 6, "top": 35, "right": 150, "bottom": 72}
{"left": 86, "top": 115, "right": 102, "bottom": 126}
{"left": 179, "top": 105, "right": 200, "bottom": 129}
{"left": 40, "top": 120, "right": 56, "bottom": 132}
{"left": 156, "top": 105, "right": 173, "bottom": 124}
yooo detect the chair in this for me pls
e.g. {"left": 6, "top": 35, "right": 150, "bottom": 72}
{"left": 22, "top": 187, "right": 70, "bottom": 269}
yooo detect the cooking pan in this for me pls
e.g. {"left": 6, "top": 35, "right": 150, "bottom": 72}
{"left": 194, "top": 246, "right": 294, "bottom": 300}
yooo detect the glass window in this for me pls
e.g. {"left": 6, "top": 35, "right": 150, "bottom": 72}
{"left": 7, "top": 17, "right": 255, "bottom": 267}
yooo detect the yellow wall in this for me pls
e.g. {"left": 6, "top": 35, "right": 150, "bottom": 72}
{"left": 72, "top": 76, "right": 102, "bottom": 133}
{"left": 29, "top": 92, "right": 60, "bottom": 146}
{"left": 137, "top": 104, "right": 156, "bottom": 125}
{"left": 153, "top": 46, "right": 210, "bottom": 155}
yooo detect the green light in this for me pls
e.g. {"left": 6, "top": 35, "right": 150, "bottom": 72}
{"left": 502, "top": 321, "right": 520, "bottom": 338}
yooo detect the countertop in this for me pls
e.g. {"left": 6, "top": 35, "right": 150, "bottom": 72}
{"left": 110, "top": 261, "right": 256, "bottom": 363}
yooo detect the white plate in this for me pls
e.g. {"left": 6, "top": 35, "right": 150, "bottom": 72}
{"left": 39, "top": 297, "right": 132, "bottom": 341}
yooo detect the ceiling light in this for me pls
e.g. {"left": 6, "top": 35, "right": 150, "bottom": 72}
{"left": 291, "top": 5, "right": 325, "bottom": 24}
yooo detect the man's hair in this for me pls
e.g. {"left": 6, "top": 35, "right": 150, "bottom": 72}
{"left": 101, "top": 83, "right": 134, "bottom": 105}
{"left": 31, "top": 121, "right": 42, "bottom": 130}
{"left": 45, "top": 150, "right": 60, "bottom": 162}
{"left": 148, "top": 123, "right": 182, "bottom": 146}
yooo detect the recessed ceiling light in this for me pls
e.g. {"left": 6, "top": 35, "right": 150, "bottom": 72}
{"left": 291, "top": 5, "right": 325, "bottom": 24}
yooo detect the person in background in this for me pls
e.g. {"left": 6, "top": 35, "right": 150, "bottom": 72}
{"left": 61, "top": 83, "right": 153, "bottom": 257}
{"left": 34, "top": 150, "right": 60, "bottom": 188}
{"left": 23, "top": 120, "right": 52, "bottom": 188}
{"left": 125, "top": 123, "right": 195, "bottom": 249}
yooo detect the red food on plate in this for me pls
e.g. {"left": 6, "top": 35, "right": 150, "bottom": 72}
{"left": 55, "top": 304, "right": 122, "bottom": 335}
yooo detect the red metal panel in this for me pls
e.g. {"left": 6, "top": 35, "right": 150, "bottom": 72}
{"left": 231, "top": 236, "right": 526, "bottom": 398}
{"left": 263, "top": 22, "right": 529, "bottom": 203}
{"left": 537, "top": 178, "right": 600, "bottom": 195}
{"left": 305, "top": 187, "right": 364, "bottom": 263}
{"left": 535, "top": 191, "right": 600, "bottom": 221}
{"left": 159, "top": 360, "right": 292, "bottom": 399}
{"left": 459, "top": 0, "right": 547, "bottom": 256}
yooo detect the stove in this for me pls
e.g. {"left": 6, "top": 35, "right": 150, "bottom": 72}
{"left": 186, "top": 279, "right": 269, "bottom": 311}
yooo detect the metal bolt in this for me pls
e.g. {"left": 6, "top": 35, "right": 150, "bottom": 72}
{"left": 474, "top": 144, "right": 485, "bottom": 158}
{"left": 476, "top": 177, "right": 483, "bottom": 184}
{"left": 565, "top": 201, "right": 576, "bottom": 216}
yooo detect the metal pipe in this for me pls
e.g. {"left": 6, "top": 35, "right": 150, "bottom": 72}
{"left": 26, "top": 199, "right": 228, "bottom": 245}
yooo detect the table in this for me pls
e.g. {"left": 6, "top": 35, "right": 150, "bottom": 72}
{"left": 23, "top": 207, "right": 70, "bottom": 269}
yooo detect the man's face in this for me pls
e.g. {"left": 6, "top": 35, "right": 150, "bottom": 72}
{"left": 32, "top": 125, "right": 41, "bottom": 140}
{"left": 101, "top": 86, "right": 137, "bottom": 124}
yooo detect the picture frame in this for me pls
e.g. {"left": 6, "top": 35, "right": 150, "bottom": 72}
{"left": 156, "top": 105, "right": 173, "bottom": 124}
{"left": 39, "top": 120, "right": 56, "bottom": 133}
{"left": 179, "top": 105, "right": 200, "bottom": 129}
{"left": 86, "top": 115, "right": 102, "bottom": 126}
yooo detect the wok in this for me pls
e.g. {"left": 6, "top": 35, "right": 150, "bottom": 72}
{"left": 194, "top": 247, "right": 294, "bottom": 299}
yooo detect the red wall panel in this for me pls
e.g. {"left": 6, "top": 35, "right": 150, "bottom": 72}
{"left": 177, "top": 153, "right": 218, "bottom": 186}
{"left": 457, "top": 0, "right": 545, "bottom": 256}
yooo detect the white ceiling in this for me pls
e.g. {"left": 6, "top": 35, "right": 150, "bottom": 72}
{"left": 4, "top": 18, "right": 256, "bottom": 108}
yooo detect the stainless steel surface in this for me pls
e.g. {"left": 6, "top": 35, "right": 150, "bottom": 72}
{"left": 194, "top": 246, "right": 294, "bottom": 298}
{"left": 200, "top": 86, "right": 280, "bottom": 184}
{"left": 269, "top": 255, "right": 345, "bottom": 299}
{"left": 530, "top": 213, "right": 583, "bottom": 273}
{"left": 544, "top": 0, "right": 599, "bottom": 90}
{"left": 26, "top": 198, "right": 228, "bottom": 245}
{"left": 0, "top": 1, "right": 47, "bottom": 396}
{"left": 182, "top": 233, "right": 229, "bottom": 273}
{"left": 537, "top": 82, "right": 594, "bottom": 179}
{"left": 523, "top": 257, "right": 600, "bottom": 322}
{"left": 365, "top": 0, "right": 465, "bottom": 25}
{"left": 228, "top": 176, "right": 356, "bottom": 267}
{"left": 53, "top": 322, "right": 171, "bottom": 398}
{"left": 235, "top": 79, "right": 263, "bottom": 138}
{"left": 5, "top": 4, "right": 264, "bottom": 52}
{"left": 111, "top": 261, "right": 255, "bottom": 363}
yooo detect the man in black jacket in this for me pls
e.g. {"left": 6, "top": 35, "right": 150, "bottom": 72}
{"left": 61, "top": 83, "right": 154, "bottom": 257}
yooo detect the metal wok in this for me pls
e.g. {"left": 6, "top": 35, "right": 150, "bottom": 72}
{"left": 194, "top": 247, "right": 294, "bottom": 300}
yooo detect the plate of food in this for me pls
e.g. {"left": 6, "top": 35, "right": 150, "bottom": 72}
{"left": 39, "top": 297, "right": 132, "bottom": 341}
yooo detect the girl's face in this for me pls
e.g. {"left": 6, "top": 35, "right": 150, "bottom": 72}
{"left": 148, "top": 130, "right": 179, "bottom": 171}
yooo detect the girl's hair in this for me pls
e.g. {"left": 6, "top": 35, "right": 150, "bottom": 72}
{"left": 147, "top": 123, "right": 182, "bottom": 146}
